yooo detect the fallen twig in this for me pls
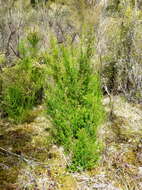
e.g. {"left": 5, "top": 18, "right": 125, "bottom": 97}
{"left": 0, "top": 147, "right": 30, "bottom": 163}
{"left": 0, "top": 147, "right": 50, "bottom": 168}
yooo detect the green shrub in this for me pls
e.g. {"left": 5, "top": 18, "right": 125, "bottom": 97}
{"left": 45, "top": 35, "right": 104, "bottom": 170}
{"left": 1, "top": 60, "right": 45, "bottom": 123}
{"left": 1, "top": 32, "right": 45, "bottom": 123}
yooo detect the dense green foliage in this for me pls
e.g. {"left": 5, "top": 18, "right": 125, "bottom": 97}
{"left": 45, "top": 36, "right": 104, "bottom": 170}
{"left": 0, "top": 32, "right": 45, "bottom": 123}
{"left": 0, "top": 29, "right": 105, "bottom": 170}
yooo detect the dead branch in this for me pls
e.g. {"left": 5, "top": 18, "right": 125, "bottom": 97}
{"left": 6, "top": 29, "right": 16, "bottom": 56}
{"left": 104, "top": 85, "right": 114, "bottom": 121}
{"left": 0, "top": 147, "right": 30, "bottom": 163}
{"left": 56, "top": 22, "right": 66, "bottom": 43}
{"left": 0, "top": 147, "right": 50, "bottom": 168}
{"left": 10, "top": 44, "right": 22, "bottom": 59}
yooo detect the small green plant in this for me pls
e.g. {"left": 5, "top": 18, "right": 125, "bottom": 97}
{"left": 0, "top": 53, "right": 6, "bottom": 65}
{"left": 1, "top": 32, "right": 45, "bottom": 123}
{"left": 70, "top": 129, "right": 101, "bottom": 171}
{"left": 18, "top": 30, "right": 41, "bottom": 59}
{"left": 45, "top": 34, "right": 104, "bottom": 170}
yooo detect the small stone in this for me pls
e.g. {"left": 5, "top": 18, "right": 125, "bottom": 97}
{"left": 138, "top": 167, "right": 142, "bottom": 175}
